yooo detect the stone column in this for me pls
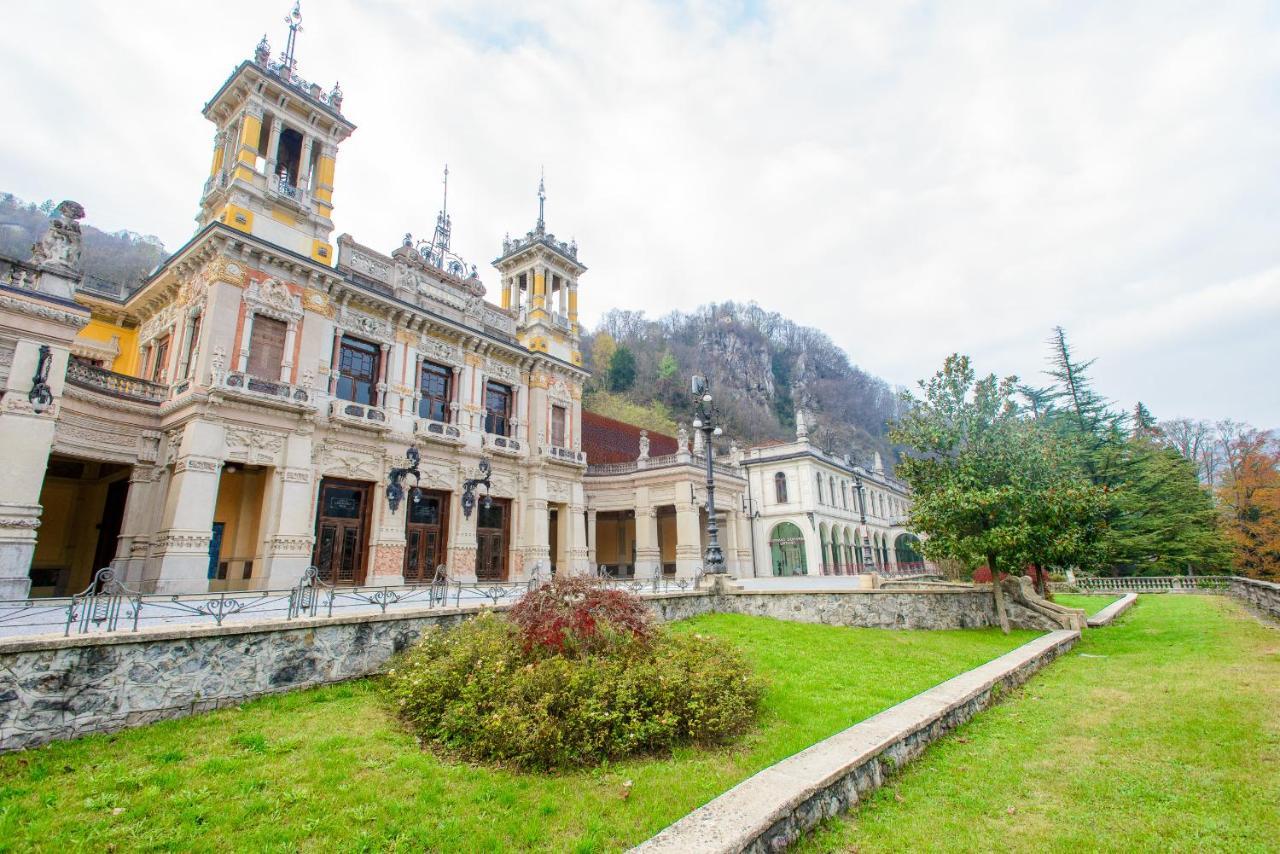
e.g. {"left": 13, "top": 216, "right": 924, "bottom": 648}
{"left": 265, "top": 113, "right": 283, "bottom": 175}
{"left": 635, "top": 505, "right": 660, "bottom": 578}
{"left": 298, "top": 133, "right": 314, "bottom": 193}
{"left": 448, "top": 486, "right": 478, "bottom": 583}
{"left": 586, "top": 507, "right": 598, "bottom": 570}
{"left": 237, "top": 310, "right": 254, "bottom": 372}
{"left": 146, "top": 420, "right": 225, "bottom": 594}
{"left": 279, "top": 319, "right": 297, "bottom": 383}
{"left": 328, "top": 328, "right": 343, "bottom": 395}
{"left": 566, "top": 501, "right": 588, "bottom": 575}
{"left": 112, "top": 465, "right": 160, "bottom": 586}
{"left": 0, "top": 307, "right": 85, "bottom": 597}
{"left": 674, "top": 497, "right": 702, "bottom": 578}
{"left": 259, "top": 434, "right": 316, "bottom": 589}
{"left": 367, "top": 479, "right": 406, "bottom": 587}
{"left": 376, "top": 343, "right": 390, "bottom": 409}
{"left": 528, "top": 497, "right": 550, "bottom": 572}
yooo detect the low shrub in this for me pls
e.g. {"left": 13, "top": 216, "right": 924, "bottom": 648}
{"left": 507, "top": 573, "right": 653, "bottom": 655}
{"left": 383, "top": 582, "right": 763, "bottom": 769}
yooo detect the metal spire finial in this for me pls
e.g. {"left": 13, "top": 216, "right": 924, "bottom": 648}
{"left": 536, "top": 167, "right": 546, "bottom": 232}
{"left": 281, "top": 1, "right": 303, "bottom": 76}
{"left": 442, "top": 164, "right": 449, "bottom": 217}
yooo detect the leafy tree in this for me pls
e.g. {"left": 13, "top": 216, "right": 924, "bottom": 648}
{"left": 1216, "top": 423, "right": 1280, "bottom": 580}
{"left": 657, "top": 350, "right": 678, "bottom": 380}
{"left": 588, "top": 330, "right": 617, "bottom": 390}
{"left": 607, "top": 346, "right": 637, "bottom": 392}
{"left": 891, "top": 354, "right": 1037, "bottom": 632}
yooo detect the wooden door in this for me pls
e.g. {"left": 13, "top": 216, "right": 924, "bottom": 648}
{"left": 475, "top": 498, "right": 510, "bottom": 581}
{"left": 313, "top": 479, "right": 371, "bottom": 585}
{"left": 404, "top": 490, "right": 449, "bottom": 583}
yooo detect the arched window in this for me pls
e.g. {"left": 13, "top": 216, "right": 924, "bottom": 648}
{"left": 895, "top": 534, "right": 924, "bottom": 569}
{"left": 774, "top": 472, "right": 788, "bottom": 504}
{"left": 829, "top": 477, "right": 836, "bottom": 510}
{"left": 768, "top": 522, "right": 808, "bottom": 577}
{"left": 815, "top": 472, "right": 824, "bottom": 504}
{"left": 841, "top": 481, "right": 848, "bottom": 510}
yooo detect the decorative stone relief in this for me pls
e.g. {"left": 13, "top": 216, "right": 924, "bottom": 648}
{"left": 337, "top": 306, "right": 390, "bottom": 339}
{"left": 225, "top": 427, "right": 285, "bottom": 465}
{"left": 485, "top": 357, "right": 520, "bottom": 385}
{"left": 243, "top": 277, "right": 303, "bottom": 322}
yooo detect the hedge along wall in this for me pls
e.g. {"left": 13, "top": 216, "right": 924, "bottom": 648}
{"left": 0, "top": 587, "right": 1048, "bottom": 753}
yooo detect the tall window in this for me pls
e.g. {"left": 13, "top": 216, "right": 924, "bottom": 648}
{"left": 815, "top": 472, "right": 824, "bottom": 504}
{"left": 774, "top": 472, "right": 788, "bottom": 503}
{"left": 550, "top": 404, "right": 566, "bottom": 447}
{"left": 841, "top": 481, "right": 848, "bottom": 510}
{"left": 246, "top": 315, "right": 287, "bottom": 380}
{"left": 418, "top": 361, "right": 452, "bottom": 422}
{"left": 484, "top": 381, "right": 512, "bottom": 436}
{"left": 336, "top": 336, "right": 379, "bottom": 405}
{"left": 150, "top": 335, "right": 171, "bottom": 384}
{"left": 829, "top": 476, "right": 836, "bottom": 509}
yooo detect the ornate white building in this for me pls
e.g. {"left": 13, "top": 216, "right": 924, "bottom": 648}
{"left": 739, "top": 413, "right": 922, "bottom": 577}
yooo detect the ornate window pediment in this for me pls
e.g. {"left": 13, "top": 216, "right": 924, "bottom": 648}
{"left": 244, "top": 277, "right": 303, "bottom": 323}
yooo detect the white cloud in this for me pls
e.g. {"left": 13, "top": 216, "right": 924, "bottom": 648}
{"left": 1, "top": 0, "right": 1277, "bottom": 426}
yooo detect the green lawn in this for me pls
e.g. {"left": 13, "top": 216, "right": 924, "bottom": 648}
{"left": 1052, "top": 593, "right": 1121, "bottom": 617}
{"left": 800, "top": 595, "right": 1280, "bottom": 852}
{"left": 0, "top": 614, "right": 1038, "bottom": 853}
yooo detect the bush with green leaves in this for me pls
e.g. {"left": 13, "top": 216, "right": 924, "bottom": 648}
{"left": 382, "top": 581, "right": 763, "bottom": 769}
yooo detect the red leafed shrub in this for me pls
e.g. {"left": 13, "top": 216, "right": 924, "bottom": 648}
{"left": 507, "top": 574, "right": 653, "bottom": 655}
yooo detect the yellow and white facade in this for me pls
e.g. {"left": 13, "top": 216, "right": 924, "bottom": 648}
{"left": 0, "top": 28, "right": 594, "bottom": 598}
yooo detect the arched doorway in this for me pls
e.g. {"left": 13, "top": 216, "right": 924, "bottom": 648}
{"left": 768, "top": 522, "right": 808, "bottom": 577}
{"left": 895, "top": 533, "right": 924, "bottom": 571}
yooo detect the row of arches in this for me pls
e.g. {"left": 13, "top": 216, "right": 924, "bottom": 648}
{"left": 766, "top": 522, "right": 923, "bottom": 577}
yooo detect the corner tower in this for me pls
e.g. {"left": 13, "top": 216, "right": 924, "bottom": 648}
{"left": 493, "top": 176, "right": 586, "bottom": 366}
{"left": 196, "top": 3, "right": 356, "bottom": 264}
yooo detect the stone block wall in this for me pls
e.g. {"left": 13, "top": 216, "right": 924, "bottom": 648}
{"left": 0, "top": 586, "right": 1045, "bottom": 753}
{"left": 718, "top": 589, "right": 1064, "bottom": 632}
{"left": 1230, "top": 577, "right": 1280, "bottom": 622}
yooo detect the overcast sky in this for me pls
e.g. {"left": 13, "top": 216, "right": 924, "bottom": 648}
{"left": 2, "top": 1, "right": 1277, "bottom": 427}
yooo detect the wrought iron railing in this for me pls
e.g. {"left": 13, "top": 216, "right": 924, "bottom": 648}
{"left": 65, "top": 360, "right": 167, "bottom": 403}
{"left": 595, "top": 564, "right": 705, "bottom": 595}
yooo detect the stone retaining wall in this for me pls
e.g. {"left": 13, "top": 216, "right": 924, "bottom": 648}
{"left": 0, "top": 585, "right": 1054, "bottom": 753}
{"left": 717, "top": 588, "right": 1066, "bottom": 631}
{"left": 1230, "top": 576, "right": 1280, "bottom": 622}
{"left": 634, "top": 630, "right": 1080, "bottom": 853}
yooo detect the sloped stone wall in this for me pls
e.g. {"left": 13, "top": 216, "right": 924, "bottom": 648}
{"left": 1230, "top": 577, "right": 1280, "bottom": 622}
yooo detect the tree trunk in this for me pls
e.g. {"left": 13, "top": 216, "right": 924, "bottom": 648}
{"left": 1034, "top": 563, "right": 1046, "bottom": 598}
{"left": 989, "top": 553, "right": 1010, "bottom": 634}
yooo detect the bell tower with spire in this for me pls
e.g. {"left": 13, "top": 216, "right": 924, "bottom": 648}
{"left": 493, "top": 174, "right": 586, "bottom": 366}
{"left": 196, "top": 2, "right": 356, "bottom": 264}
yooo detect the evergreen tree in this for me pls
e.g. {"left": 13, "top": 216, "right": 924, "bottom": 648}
{"left": 608, "top": 347, "right": 637, "bottom": 392}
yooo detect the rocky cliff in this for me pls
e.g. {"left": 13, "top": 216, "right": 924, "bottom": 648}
{"left": 585, "top": 302, "right": 903, "bottom": 466}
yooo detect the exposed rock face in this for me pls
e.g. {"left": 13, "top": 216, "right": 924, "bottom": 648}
{"left": 587, "top": 302, "right": 903, "bottom": 465}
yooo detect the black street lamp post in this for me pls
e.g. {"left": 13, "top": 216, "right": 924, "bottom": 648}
{"left": 691, "top": 375, "right": 726, "bottom": 574}
{"left": 853, "top": 474, "right": 878, "bottom": 573}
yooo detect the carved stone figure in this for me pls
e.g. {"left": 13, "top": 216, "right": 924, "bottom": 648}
{"left": 29, "top": 201, "right": 86, "bottom": 277}
{"left": 638, "top": 430, "right": 650, "bottom": 460}
{"left": 209, "top": 345, "right": 227, "bottom": 385}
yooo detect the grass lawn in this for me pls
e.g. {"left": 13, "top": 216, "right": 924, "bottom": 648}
{"left": 0, "top": 614, "right": 1038, "bottom": 853}
{"left": 800, "top": 595, "right": 1280, "bottom": 852}
{"left": 1052, "top": 593, "right": 1120, "bottom": 617}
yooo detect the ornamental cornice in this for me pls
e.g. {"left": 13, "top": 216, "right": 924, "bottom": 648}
{"left": 0, "top": 290, "right": 89, "bottom": 329}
